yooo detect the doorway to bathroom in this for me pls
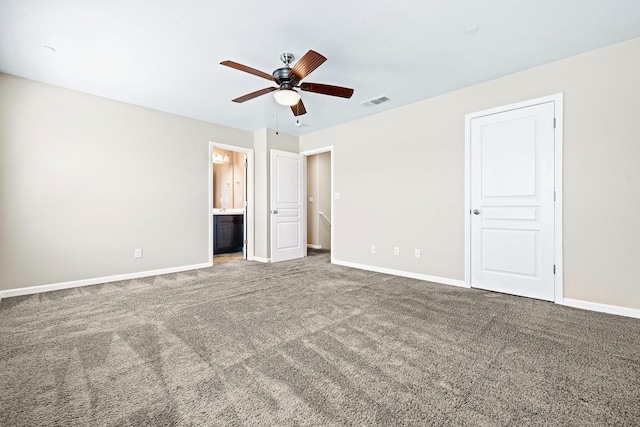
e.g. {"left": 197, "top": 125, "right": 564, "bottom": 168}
{"left": 210, "top": 142, "right": 254, "bottom": 264}
{"left": 302, "top": 146, "right": 333, "bottom": 262}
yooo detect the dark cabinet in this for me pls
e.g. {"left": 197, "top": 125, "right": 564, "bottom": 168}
{"left": 214, "top": 214, "right": 244, "bottom": 254}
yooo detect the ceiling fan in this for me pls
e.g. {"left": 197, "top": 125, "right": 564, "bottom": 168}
{"left": 220, "top": 50, "right": 354, "bottom": 116}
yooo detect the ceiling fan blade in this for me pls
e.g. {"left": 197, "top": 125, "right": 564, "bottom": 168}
{"left": 291, "top": 99, "right": 307, "bottom": 116}
{"left": 289, "top": 50, "right": 327, "bottom": 81}
{"left": 232, "top": 87, "right": 276, "bottom": 103}
{"left": 221, "top": 60, "right": 276, "bottom": 82}
{"left": 299, "top": 82, "right": 354, "bottom": 98}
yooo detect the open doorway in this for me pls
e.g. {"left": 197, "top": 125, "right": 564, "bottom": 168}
{"left": 210, "top": 142, "right": 254, "bottom": 264}
{"left": 303, "top": 147, "right": 333, "bottom": 261}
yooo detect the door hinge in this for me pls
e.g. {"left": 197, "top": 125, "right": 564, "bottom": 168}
{"left": 244, "top": 160, "right": 248, "bottom": 168}
{"left": 553, "top": 265, "right": 556, "bottom": 274}
{"left": 553, "top": 118, "right": 556, "bottom": 128}
{"left": 554, "top": 190, "right": 556, "bottom": 201}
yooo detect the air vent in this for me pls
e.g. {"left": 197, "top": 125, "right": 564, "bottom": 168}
{"left": 361, "top": 96, "right": 390, "bottom": 107}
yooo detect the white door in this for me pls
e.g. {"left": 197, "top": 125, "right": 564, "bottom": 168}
{"left": 470, "top": 102, "right": 555, "bottom": 301}
{"left": 270, "top": 149, "right": 306, "bottom": 262}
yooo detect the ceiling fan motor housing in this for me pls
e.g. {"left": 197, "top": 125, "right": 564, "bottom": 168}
{"left": 273, "top": 67, "right": 298, "bottom": 89}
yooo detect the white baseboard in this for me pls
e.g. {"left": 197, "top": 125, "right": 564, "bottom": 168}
{"left": 562, "top": 298, "right": 640, "bottom": 319}
{"left": 307, "top": 244, "right": 322, "bottom": 249}
{"left": 0, "top": 261, "right": 213, "bottom": 300}
{"left": 330, "top": 261, "right": 640, "bottom": 320}
{"left": 5, "top": 259, "right": 637, "bottom": 322}
{"left": 332, "top": 259, "right": 467, "bottom": 288}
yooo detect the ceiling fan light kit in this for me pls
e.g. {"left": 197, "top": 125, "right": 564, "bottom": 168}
{"left": 221, "top": 50, "right": 354, "bottom": 117}
{"left": 273, "top": 88, "right": 300, "bottom": 106}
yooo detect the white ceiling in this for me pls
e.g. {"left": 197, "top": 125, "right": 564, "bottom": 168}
{"left": 1, "top": 1, "right": 639, "bottom": 136}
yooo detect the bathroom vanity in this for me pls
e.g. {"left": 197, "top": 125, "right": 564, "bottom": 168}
{"left": 213, "top": 211, "right": 244, "bottom": 254}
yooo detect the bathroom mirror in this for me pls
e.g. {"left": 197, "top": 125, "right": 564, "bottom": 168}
{"left": 213, "top": 149, "right": 245, "bottom": 209}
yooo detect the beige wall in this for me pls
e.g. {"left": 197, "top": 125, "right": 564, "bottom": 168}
{"left": 306, "top": 151, "right": 331, "bottom": 249}
{"left": 306, "top": 154, "right": 319, "bottom": 246}
{"left": 212, "top": 149, "right": 245, "bottom": 209}
{"left": 231, "top": 152, "right": 245, "bottom": 209}
{"left": 300, "top": 37, "right": 640, "bottom": 310}
{"left": 0, "top": 74, "right": 253, "bottom": 290}
{"left": 253, "top": 129, "right": 268, "bottom": 260}
{"left": 317, "top": 152, "right": 331, "bottom": 250}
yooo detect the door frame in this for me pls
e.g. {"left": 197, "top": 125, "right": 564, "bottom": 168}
{"left": 301, "top": 146, "right": 334, "bottom": 264}
{"left": 464, "top": 93, "right": 564, "bottom": 303}
{"left": 209, "top": 142, "right": 255, "bottom": 261}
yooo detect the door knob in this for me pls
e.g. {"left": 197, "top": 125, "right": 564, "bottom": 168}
{"left": 473, "top": 209, "right": 480, "bottom": 215}
{"left": 272, "top": 210, "right": 278, "bottom": 214}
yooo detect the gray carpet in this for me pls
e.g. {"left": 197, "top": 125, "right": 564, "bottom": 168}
{"left": 1, "top": 250, "right": 639, "bottom": 426}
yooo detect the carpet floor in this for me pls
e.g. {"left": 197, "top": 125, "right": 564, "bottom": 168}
{"left": 1, "top": 250, "right": 639, "bottom": 426}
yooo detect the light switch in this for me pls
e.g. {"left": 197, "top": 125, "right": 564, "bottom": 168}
{"left": 335, "top": 192, "right": 341, "bottom": 200}
{"left": 309, "top": 196, "right": 314, "bottom": 203}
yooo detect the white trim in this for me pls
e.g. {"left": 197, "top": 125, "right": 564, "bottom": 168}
{"left": 464, "top": 93, "right": 564, "bottom": 302}
{"left": 209, "top": 143, "right": 213, "bottom": 261}
{"left": 552, "top": 95, "right": 564, "bottom": 303}
{"left": 253, "top": 256, "right": 271, "bottom": 263}
{"left": 0, "top": 262, "right": 212, "bottom": 299}
{"left": 562, "top": 298, "right": 640, "bottom": 319}
{"left": 466, "top": 94, "right": 563, "bottom": 118}
{"left": 332, "top": 259, "right": 466, "bottom": 288}
{"left": 303, "top": 155, "right": 308, "bottom": 257}
{"left": 210, "top": 142, "right": 255, "bottom": 261}
{"left": 301, "top": 146, "right": 334, "bottom": 263}
{"left": 300, "top": 146, "right": 333, "bottom": 156}
{"left": 307, "top": 244, "right": 322, "bottom": 249}
{"left": 464, "top": 112, "right": 471, "bottom": 289}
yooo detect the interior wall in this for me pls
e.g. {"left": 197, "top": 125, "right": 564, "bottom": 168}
{"left": 300, "top": 36, "right": 640, "bottom": 311}
{"left": 306, "top": 154, "right": 319, "bottom": 246}
{"left": 253, "top": 129, "right": 268, "bottom": 260}
{"left": 213, "top": 149, "right": 231, "bottom": 209}
{"left": 232, "top": 152, "right": 245, "bottom": 209}
{"left": 0, "top": 73, "right": 253, "bottom": 291}
{"left": 317, "top": 152, "right": 331, "bottom": 250}
{"left": 213, "top": 149, "right": 245, "bottom": 210}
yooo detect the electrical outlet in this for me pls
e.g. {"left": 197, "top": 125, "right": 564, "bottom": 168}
{"left": 371, "top": 245, "right": 376, "bottom": 254}
{"left": 394, "top": 247, "right": 400, "bottom": 256}
{"left": 414, "top": 249, "right": 421, "bottom": 259}
{"left": 134, "top": 248, "right": 142, "bottom": 259}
